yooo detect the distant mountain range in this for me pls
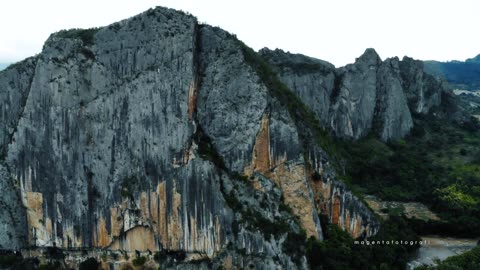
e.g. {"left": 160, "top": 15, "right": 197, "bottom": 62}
{"left": 423, "top": 54, "right": 480, "bottom": 90}
{"left": 0, "top": 63, "right": 10, "bottom": 71}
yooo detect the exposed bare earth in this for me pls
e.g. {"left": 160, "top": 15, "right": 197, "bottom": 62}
{"left": 364, "top": 195, "right": 440, "bottom": 221}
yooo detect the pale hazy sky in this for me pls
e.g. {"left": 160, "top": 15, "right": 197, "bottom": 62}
{"left": 1, "top": 0, "right": 479, "bottom": 67}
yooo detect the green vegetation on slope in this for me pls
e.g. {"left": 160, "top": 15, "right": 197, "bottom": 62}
{"left": 342, "top": 113, "right": 480, "bottom": 237}
{"left": 424, "top": 59, "right": 480, "bottom": 90}
{"left": 236, "top": 41, "right": 430, "bottom": 269}
{"left": 414, "top": 245, "right": 480, "bottom": 270}
{"left": 307, "top": 215, "right": 420, "bottom": 270}
{"left": 236, "top": 37, "right": 479, "bottom": 267}
{"left": 56, "top": 28, "right": 99, "bottom": 46}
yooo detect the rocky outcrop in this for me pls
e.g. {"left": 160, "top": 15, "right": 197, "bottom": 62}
{"left": 330, "top": 48, "right": 382, "bottom": 139}
{"left": 0, "top": 163, "right": 28, "bottom": 249}
{"left": 399, "top": 56, "right": 443, "bottom": 114}
{"left": 255, "top": 49, "right": 335, "bottom": 126}
{"left": 260, "top": 48, "right": 462, "bottom": 141}
{"left": 375, "top": 58, "right": 413, "bottom": 141}
{"left": 0, "top": 7, "right": 331, "bottom": 269}
{"left": 196, "top": 26, "right": 323, "bottom": 240}
{"left": 2, "top": 6, "right": 440, "bottom": 269}
{"left": 0, "top": 57, "right": 37, "bottom": 158}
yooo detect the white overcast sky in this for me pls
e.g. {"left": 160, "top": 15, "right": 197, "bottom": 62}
{"left": 1, "top": 0, "right": 479, "bottom": 67}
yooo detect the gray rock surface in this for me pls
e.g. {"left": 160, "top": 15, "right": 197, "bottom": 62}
{"left": 261, "top": 48, "right": 461, "bottom": 141}
{"left": 197, "top": 26, "right": 268, "bottom": 173}
{"left": 0, "top": 163, "right": 28, "bottom": 249}
{"left": 259, "top": 49, "right": 335, "bottom": 125}
{"left": 400, "top": 56, "right": 442, "bottom": 114}
{"left": 330, "top": 48, "right": 381, "bottom": 139}
{"left": 5, "top": 5, "right": 462, "bottom": 269}
{"left": 0, "top": 7, "right": 319, "bottom": 269}
{"left": 375, "top": 57, "right": 413, "bottom": 141}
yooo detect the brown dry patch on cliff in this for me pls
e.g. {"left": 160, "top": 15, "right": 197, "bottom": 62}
{"left": 157, "top": 182, "right": 168, "bottom": 246}
{"left": 243, "top": 113, "right": 321, "bottom": 238}
{"left": 244, "top": 113, "right": 271, "bottom": 176}
{"left": 94, "top": 217, "right": 110, "bottom": 247}
{"left": 270, "top": 164, "right": 320, "bottom": 238}
{"left": 309, "top": 174, "right": 371, "bottom": 238}
{"left": 140, "top": 191, "right": 149, "bottom": 218}
{"left": 167, "top": 182, "right": 183, "bottom": 250}
{"left": 109, "top": 226, "right": 157, "bottom": 251}
{"left": 332, "top": 195, "right": 341, "bottom": 225}
{"left": 365, "top": 195, "right": 440, "bottom": 221}
{"left": 110, "top": 207, "right": 122, "bottom": 237}
{"left": 188, "top": 80, "right": 198, "bottom": 120}
{"left": 25, "top": 192, "right": 43, "bottom": 229}
{"left": 345, "top": 210, "right": 351, "bottom": 232}
{"left": 352, "top": 218, "right": 363, "bottom": 238}
{"left": 310, "top": 175, "right": 330, "bottom": 214}
{"left": 24, "top": 192, "right": 45, "bottom": 243}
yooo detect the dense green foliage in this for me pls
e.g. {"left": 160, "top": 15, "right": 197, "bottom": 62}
{"left": 457, "top": 92, "right": 480, "bottom": 116}
{"left": 342, "top": 113, "right": 480, "bottom": 236}
{"left": 56, "top": 28, "right": 99, "bottom": 46}
{"left": 424, "top": 59, "right": 480, "bottom": 90}
{"left": 79, "top": 257, "right": 99, "bottom": 270}
{"left": 415, "top": 245, "right": 480, "bottom": 270}
{"left": 132, "top": 256, "right": 147, "bottom": 266}
{"left": 307, "top": 215, "right": 420, "bottom": 270}
{"left": 234, "top": 39, "right": 480, "bottom": 270}
{"left": 0, "top": 255, "right": 18, "bottom": 267}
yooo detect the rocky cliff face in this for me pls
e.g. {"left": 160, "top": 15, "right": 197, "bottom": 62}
{"left": 260, "top": 48, "right": 461, "bottom": 141}
{"left": 0, "top": 7, "right": 323, "bottom": 269}
{"left": 2, "top": 6, "right": 461, "bottom": 269}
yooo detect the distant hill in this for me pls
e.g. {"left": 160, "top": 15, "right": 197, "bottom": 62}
{"left": 0, "top": 63, "right": 10, "bottom": 71}
{"left": 424, "top": 54, "right": 480, "bottom": 90}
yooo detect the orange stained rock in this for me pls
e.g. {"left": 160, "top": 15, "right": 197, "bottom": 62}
{"left": 345, "top": 210, "right": 351, "bottom": 232}
{"left": 157, "top": 182, "right": 168, "bottom": 246}
{"left": 25, "top": 192, "right": 44, "bottom": 244}
{"left": 332, "top": 195, "right": 341, "bottom": 225}
{"left": 244, "top": 113, "right": 271, "bottom": 176}
{"left": 149, "top": 191, "right": 159, "bottom": 232}
{"left": 140, "top": 191, "right": 149, "bottom": 218}
{"left": 167, "top": 181, "right": 183, "bottom": 250}
{"left": 110, "top": 207, "right": 122, "bottom": 237}
{"left": 109, "top": 226, "right": 157, "bottom": 251}
{"left": 94, "top": 217, "right": 110, "bottom": 247}
{"left": 188, "top": 79, "right": 198, "bottom": 120}
{"left": 270, "top": 164, "right": 320, "bottom": 239}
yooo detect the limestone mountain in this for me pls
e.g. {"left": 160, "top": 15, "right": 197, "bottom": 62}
{"left": 0, "top": 6, "right": 471, "bottom": 270}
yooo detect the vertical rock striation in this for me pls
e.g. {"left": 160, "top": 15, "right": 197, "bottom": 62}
{"left": 260, "top": 48, "right": 461, "bottom": 141}
{"left": 2, "top": 5, "right": 465, "bottom": 269}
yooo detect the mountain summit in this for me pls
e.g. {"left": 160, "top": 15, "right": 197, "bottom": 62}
{"left": 0, "top": 6, "right": 474, "bottom": 270}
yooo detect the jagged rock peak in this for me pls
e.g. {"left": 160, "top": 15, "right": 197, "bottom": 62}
{"left": 402, "top": 55, "right": 424, "bottom": 68}
{"left": 259, "top": 47, "right": 336, "bottom": 70}
{"left": 261, "top": 47, "right": 464, "bottom": 141}
{"left": 355, "top": 48, "right": 382, "bottom": 66}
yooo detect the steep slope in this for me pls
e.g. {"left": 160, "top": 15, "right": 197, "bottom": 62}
{"left": 0, "top": 7, "right": 380, "bottom": 269}
{"left": 260, "top": 49, "right": 464, "bottom": 141}
{"left": 1, "top": 5, "right": 471, "bottom": 267}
